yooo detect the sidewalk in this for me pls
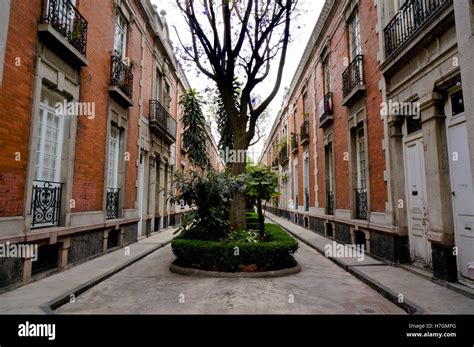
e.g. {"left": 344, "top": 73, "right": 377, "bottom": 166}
{"left": 266, "top": 211, "right": 474, "bottom": 314}
{"left": 0, "top": 227, "right": 177, "bottom": 314}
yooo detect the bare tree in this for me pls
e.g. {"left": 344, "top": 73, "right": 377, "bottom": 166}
{"left": 176, "top": 0, "right": 299, "bottom": 230}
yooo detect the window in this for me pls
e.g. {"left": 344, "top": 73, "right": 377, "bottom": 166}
{"left": 107, "top": 126, "right": 120, "bottom": 188}
{"left": 164, "top": 83, "right": 171, "bottom": 111}
{"left": 394, "top": 0, "right": 407, "bottom": 12}
{"left": 114, "top": 11, "right": 127, "bottom": 59}
{"left": 156, "top": 69, "right": 163, "bottom": 101}
{"left": 356, "top": 127, "right": 367, "bottom": 189}
{"left": 349, "top": 11, "right": 362, "bottom": 61}
{"left": 303, "top": 92, "right": 309, "bottom": 115}
{"left": 451, "top": 89, "right": 464, "bottom": 116}
{"left": 406, "top": 115, "right": 422, "bottom": 135}
{"left": 293, "top": 158, "right": 298, "bottom": 209}
{"left": 323, "top": 56, "right": 331, "bottom": 94}
{"left": 327, "top": 143, "right": 334, "bottom": 192}
{"left": 35, "top": 88, "right": 65, "bottom": 182}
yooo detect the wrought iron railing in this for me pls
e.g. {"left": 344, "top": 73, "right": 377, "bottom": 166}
{"left": 300, "top": 120, "right": 310, "bottom": 144}
{"left": 326, "top": 191, "right": 334, "bottom": 215}
{"left": 319, "top": 92, "right": 333, "bottom": 122}
{"left": 342, "top": 55, "right": 364, "bottom": 98}
{"left": 279, "top": 144, "right": 289, "bottom": 165}
{"left": 355, "top": 188, "right": 368, "bottom": 220}
{"left": 31, "top": 180, "right": 63, "bottom": 228}
{"left": 110, "top": 55, "right": 133, "bottom": 99}
{"left": 150, "top": 100, "right": 177, "bottom": 142}
{"left": 384, "top": 0, "right": 448, "bottom": 57}
{"left": 106, "top": 188, "right": 120, "bottom": 220}
{"left": 40, "top": 0, "right": 88, "bottom": 55}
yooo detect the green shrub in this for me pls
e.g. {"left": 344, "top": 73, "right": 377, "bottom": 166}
{"left": 171, "top": 223, "right": 299, "bottom": 272}
{"left": 171, "top": 171, "right": 244, "bottom": 241}
{"left": 226, "top": 228, "right": 259, "bottom": 243}
{"left": 246, "top": 211, "right": 259, "bottom": 228}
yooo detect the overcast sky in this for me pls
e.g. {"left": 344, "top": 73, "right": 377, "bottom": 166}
{"left": 152, "top": 0, "right": 324, "bottom": 161}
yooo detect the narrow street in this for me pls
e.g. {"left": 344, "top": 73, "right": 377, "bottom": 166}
{"left": 56, "top": 242, "right": 404, "bottom": 314}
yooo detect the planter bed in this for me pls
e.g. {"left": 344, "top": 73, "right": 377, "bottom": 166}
{"left": 171, "top": 223, "right": 299, "bottom": 273}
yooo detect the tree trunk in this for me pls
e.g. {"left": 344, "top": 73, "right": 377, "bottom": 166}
{"left": 230, "top": 161, "right": 246, "bottom": 230}
{"left": 256, "top": 199, "right": 265, "bottom": 238}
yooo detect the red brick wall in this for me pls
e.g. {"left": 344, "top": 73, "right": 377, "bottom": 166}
{"left": 274, "top": 0, "right": 387, "bottom": 214}
{"left": 72, "top": 0, "right": 115, "bottom": 212}
{"left": 0, "top": 0, "right": 40, "bottom": 217}
{"left": 360, "top": 0, "right": 387, "bottom": 212}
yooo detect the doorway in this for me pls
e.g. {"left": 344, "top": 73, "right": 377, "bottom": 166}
{"left": 446, "top": 89, "right": 474, "bottom": 281}
{"left": 404, "top": 135, "right": 431, "bottom": 268}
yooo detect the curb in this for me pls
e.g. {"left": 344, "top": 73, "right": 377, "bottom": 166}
{"left": 266, "top": 214, "right": 425, "bottom": 315}
{"left": 40, "top": 239, "right": 172, "bottom": 314}
{"left": 169, "top": 263, "right": 302, "bottom": 278}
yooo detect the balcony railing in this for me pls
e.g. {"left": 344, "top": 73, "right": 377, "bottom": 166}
{"left": 355, "top": 188, "right": 368, "bottom": 220}
{"left": 319, "top": 92, "right": 333, "bottom": 123}
{"left": 106, "top": 188, "right": 120, "bottom": 220}
{"left": 326, "top": 191, "right": 334, "bottom": 216}
{"left": 300, "top": 120, "right": 310, "bottom": 145}
{"left": 290, "top": 133, "right": 298, "bottom": 154}
{"left": 40, "top": 0, "right": 88, "bottom": 55}
{"left": 342, "top": 55, "right": 364, "bottom": 98}
{"left": 384, "top": 0, "right": 449, "bottom": 57}
{"left": 279, "top": 145, "right": 289, "bottom": 166}
{"left": 31, "top": 180, "right": 63, "bottom": 229}
{"left": 150, "top": 100, "right": 177, "bottom": 143}
{"left": 110, "top": 55, "right": 133, "bottom": 100}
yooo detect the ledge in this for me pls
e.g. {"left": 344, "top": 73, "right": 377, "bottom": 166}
{"left": 318, "top": 115, "right": 334, "bottom": 128}
{"left": 266, "top": 206, "right": 401, "bottom": 236}
{"left": 37, "top": 23, "right": 88, "bottom": 67}
{"left": 342, "top": 85, "right": 366, "bottom": 106}
{"left": 109, "top": 86, "right": 134, "bottom": 107}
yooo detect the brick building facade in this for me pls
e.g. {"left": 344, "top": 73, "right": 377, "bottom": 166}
{"left": 261, "top": 0, "right": 474, "bottom": 285}
{"left": 0, "top": 0, "right": 221, "bottom": 291}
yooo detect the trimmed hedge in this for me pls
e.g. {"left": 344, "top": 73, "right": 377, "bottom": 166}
{"left": 246, "top": 211, "right": 259, "bottom": 228}
{"left": 171, "top": 223, "right": 299, "bottom": 272}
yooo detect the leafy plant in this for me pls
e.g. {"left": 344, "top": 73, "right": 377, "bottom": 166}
{"left": 171, "top": 170, "right": 244, "bottom": 241}
{"left": 290, "top": 133, "right": 298, "bottom": 150}
{"left": 180, "top": 89, "right": 209, "bottom": 168}
{"left": 244, "top": 164, "right": 280, "bottom": 237}
{"left": 226, "top": 228, "right": 260, "bottom": 243}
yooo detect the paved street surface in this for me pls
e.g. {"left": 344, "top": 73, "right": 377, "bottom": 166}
{"left": 0, "top": 228, "right": 176, "bottom": 314}
{"left": 265, "top": 212, "right": 474, "bottom": 314}
{"left": 3, "top": 213, "right": 473, "bottom": 314}
{"left": 57, "top": 242, "right": 404, "bottom": 314}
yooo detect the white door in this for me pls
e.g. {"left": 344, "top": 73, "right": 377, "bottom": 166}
{"left": 404, "top": 137, "right": 431, "bottom": 267}
{"left": 446, "top": 90, "right": 474, "bottom": 280}
{"left": 137, "top": 152, "right": 145, "bottom": 237}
